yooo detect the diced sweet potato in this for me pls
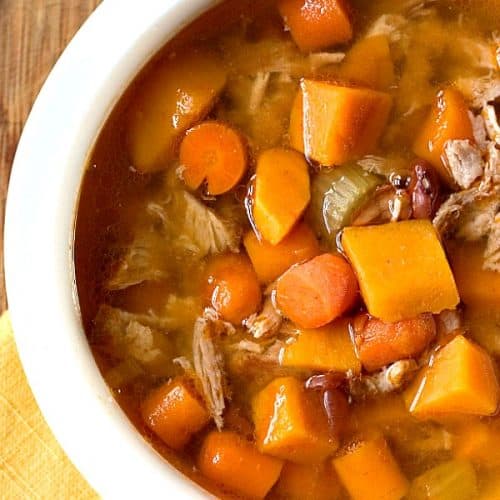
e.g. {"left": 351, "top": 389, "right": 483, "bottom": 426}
{"left": 290, "top": 80, "right": 393, "bottom": 166}
{"left": 278, "top": 0, "right": 353, "bottom": 53}
{"left": 413, "top": 88, "right": 474, "bottom": 187}
{"left": 127, "top": 50, "right": 227, "bottom": 173}
{"left": 252, "top": 376, "right": 338, "bottom": 463}
{"left": 274, "top": 462, "right": 342, "bottom": 500}
{"left": 333, "top": 434, "right": 409, "bottom": 500}
{"left": 198, "top": 430, "right": 283, "bottom": 499}
{"left": 342, "top": 220, "right": 460, "bottom": 322}
{"left": 454, "top": 421, "right": 500, "bottom": 467}
{"left": 339, "top": 35, "right": 395, "bottom": 90}
{"left": 243, "top": 222, "right": 320, "bottom": 284}
{"left": 449, "top": 241, "right": 500, "bottom": 308}
{"left": 282, "top": 319, "right": 361, "bottom": 374}
{"left": 353, "top": 313, "right": 436, "bottom": 372}
{"left": 404, "top": 335, "right": 499, "bottom": 417}
{"left": 141, "top": 377, "right": 210, "bottom": 450}
{"left": 253, "top": 148, "right": 310, "bottom": 245}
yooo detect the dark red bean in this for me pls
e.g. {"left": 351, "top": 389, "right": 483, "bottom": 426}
{"left": 305, "top": 372, "right": 344, "bottom": 392}
{"left": 323, "top": 388, "right": 349, "bottom": 437}
{"left": 408, "top": 160, "right": 441, "bottom": 219}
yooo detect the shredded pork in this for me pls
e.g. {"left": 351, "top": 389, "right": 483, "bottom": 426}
{"left": 349, "top": 360, "right": 419, "bottom": 399}
{"left": 443, "top": 140, "right": 484, "bottom": 189}
{"left": 192, "top": 314, "right": 229, "bottom": 429}
{"left": 245, "top": 297, "right": 282, "bottom": 339}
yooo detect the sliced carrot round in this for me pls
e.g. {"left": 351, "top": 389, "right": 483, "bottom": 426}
{"left": 179, "top": 121, "right": 247, "bottom": 195}
{"left": 204, "top": 253, "right": 262, "bottom": 324}
{"left": 276, "top": 253, "right": 358, "bottom": 329}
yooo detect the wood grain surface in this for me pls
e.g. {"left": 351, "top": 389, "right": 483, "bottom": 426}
{"left": 0, "top": 0, "right": 101, "bottom": 312}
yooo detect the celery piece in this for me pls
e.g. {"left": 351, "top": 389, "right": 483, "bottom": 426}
{"left": 407, "top": 459, "right": 478, "bottom": 500}
{"left": 309, "top": 164, "right": 383, "bottom": 243}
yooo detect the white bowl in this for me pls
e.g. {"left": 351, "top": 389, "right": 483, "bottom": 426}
{"left": 4, "top": 1, "right": 220, "bottom": 498}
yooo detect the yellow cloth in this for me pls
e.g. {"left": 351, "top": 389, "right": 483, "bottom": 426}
{"left": 0, "top": 312, "right": 98, "bottom": 499}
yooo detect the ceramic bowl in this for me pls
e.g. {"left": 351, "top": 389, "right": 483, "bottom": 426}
{"left": 4, "top": 1, "right": 220, "bottom": 497}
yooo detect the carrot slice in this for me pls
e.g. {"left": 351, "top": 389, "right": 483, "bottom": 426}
{"left": 204, "top": 253, "right": 262, "bottom": 324}
{"left": 276, "top": 253, "right": 358, "bottom": 329}
{"left": 243, "top": 222, "right": 320, "bottom": 284}
{"left": 278, "top": 0, "right": 353, "bottom": 52}
{"left": 141, "top": 377, "right": 210, "bottom": 450}
{"left": 353, "top": 313, "right": 436, "bottom": 372}
{"left": 198, "top": 430, "right": 283, "bottom": 499}
{"left": 179, "top": 121, "right": 247, "bottom": 195}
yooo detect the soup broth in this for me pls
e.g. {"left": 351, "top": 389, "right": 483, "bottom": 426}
{"left": 75, "top": 1, "right": 500, "bottom": 498}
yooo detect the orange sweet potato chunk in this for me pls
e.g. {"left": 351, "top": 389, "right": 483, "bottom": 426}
{"left": 342, "top": 220, "right": 460, "bottom": 322}
{"left": 253, "top": 148, "right": 310, "bottom": 245}
{"left": 282, "top": 319, "right": 361, "bottom": 374}
{"left": 405, "top": 335, "right": 499, "bottom": 417}
{"left": 290, "top": 80, "right": 393, "bottom": 166}
{"left": 127, "top": 50, "right": 227, "bottom": 173}
{"left": 449, "top": 241, "right": 500, "bottom": 308}
{"left": 252, "top": 376, "right": 338, "bottom": 463}
{"left": 141, "top": 377, "right": 210, "bottom": 450}
{"left": 274, "top": 462, "right": 342, "bottom": 500}
{"left": 198, "top": 430, "right": 283, "bottom": 499}
{"left": 333, "top": 435, "right": 409, "bottom": 500}
{"left": 243, "top": 222, "right": 320, "bottom": 284}
{"left": 339, "top": 35, "right": 395, "bottom": 90}
{"left": 278, "top": 0, "right": 353, "bottom": 53}
{"left": 413, "top": 88, "right": 474, "bottom": 187}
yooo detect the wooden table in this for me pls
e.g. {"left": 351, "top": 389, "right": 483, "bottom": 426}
{"left": 0, "top": 0, "right": 101, "bottom": 313}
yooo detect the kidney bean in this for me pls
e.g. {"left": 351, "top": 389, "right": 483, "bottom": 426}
{"left": 305, "top": 372, "right": 344, "bottom": 391}
{"left": 408, "top": 160, "right": 441, "bottom": 219}
{"left": 323, "top": 388, "right": 349, "bottom": 437}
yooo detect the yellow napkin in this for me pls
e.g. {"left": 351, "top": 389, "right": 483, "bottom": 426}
{"left": 0, "top": 312, "right": 98, "bottom": 498}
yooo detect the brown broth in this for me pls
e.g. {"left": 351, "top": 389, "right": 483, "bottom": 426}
{"left": 75, "top": 1, "right": 500, "bottom": 498}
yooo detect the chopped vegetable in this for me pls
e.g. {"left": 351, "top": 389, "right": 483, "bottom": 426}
{"left": 197, "top": 430, "right": 283, "bottom": 499}
{"left": 204, "top": 253, "right": 262, "bottom": 324}
{"left": 413, "top": 88, "right": 475, "bottom": 188}
{"left": 338, "top": 35, "right": 395, "bottom": 90}
{"left": 405, "top": 335, "right": 499, "bottom": 417}
{"left": 342, "top": 220, "right": 460, "bottom": 322}
{"left": 141, "top": 377, "right": 210, "bottom": 450}
{"left": 449, "top": 241, "right": 500, "bottom": 308}
{"left": 332, "top": 434, "right": 409, "bottom": 500}
{"left": 252, "top": 376, "right": 339, "bottom": 463}
{"left": 253, "top": 148, "right": 311, "bottom": 245}
{"left": 353, "top": 313, "right": 436, "bottom": 372}
{"left": 278, "top": 0, "right": 353, "bottom": 53}
{"left": 179, "top": 121, "right": 247, "bottom": 195}
{"left": 290, "top": 79, "right": 393, "bottom": 166}
{"left": 282, "top": 319, "right": 361, "bottom": 373}
{"left": 309, "top": 164, "right": 383, "bottom": 241}
{"left": 243, "top": 222, "right": 320, "bottom": 283}
{"left": 453, "top": 421, "right": 500, "bottom": 468}
{"left": 273, "top": 462, "right": 342, "bottom": 500}
{"left": 127, "top": 50, "right": 227, "bottom": 172}
{"left": 407, "top": 460, "right": 478, "bottom": 500}
{"left": 276, "top": 253, "right": 359, "bottom": 329}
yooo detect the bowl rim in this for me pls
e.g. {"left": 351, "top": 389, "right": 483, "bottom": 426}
{"left": 4, "top": 0, "right": 220, "bottom": 497}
